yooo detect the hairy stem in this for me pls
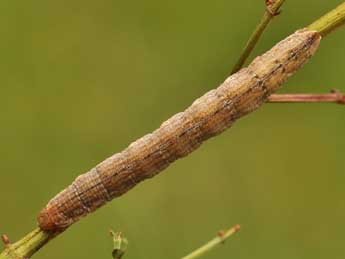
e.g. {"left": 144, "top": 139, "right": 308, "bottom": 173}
{"left": 231, "top": 0, "right": 285, "bottom": 74}
{"left": 180, "top": 225, "right": 240, "bottom": 259}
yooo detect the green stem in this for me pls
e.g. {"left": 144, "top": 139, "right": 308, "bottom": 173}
{"left": 231, "top": 0, "right": 286, "bottom": 74}
{"left": 180, "top": 225, "right": 240, "bottom": 259}
{"left": 0, "top": 229, "right": 51, "bottom": 259}
{"left": 308, "top": 2, "right": 345, "bottom": 36}
{"left": 1, "top": 2, "right": 345, "bottom": 259}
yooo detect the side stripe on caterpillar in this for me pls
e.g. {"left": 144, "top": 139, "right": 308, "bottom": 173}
{"left": 38, "top": 29, "right": 321, "bottom": 231}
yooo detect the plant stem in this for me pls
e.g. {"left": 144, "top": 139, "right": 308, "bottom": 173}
{"left": 308, "top": 2, "right": 345, "bottom": 36}
{"left": 231, "top": 0, "right": 285, "bottom": 74}
{"left": 180, "top": 225, "right": 240, "bottom": 259}
{"left": 0, "top": 229, "right": 51, "bottom": 259}
{"left": 268, "top": 92, "right": 345, "bottom": 104}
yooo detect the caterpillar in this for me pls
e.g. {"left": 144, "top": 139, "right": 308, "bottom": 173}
{"left": 38, "top": 29, "right": 321, "bottom": 231}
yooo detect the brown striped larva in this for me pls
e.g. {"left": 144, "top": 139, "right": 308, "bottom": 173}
{"left": 38, "top": 29, "right": 321, "bottom": 231}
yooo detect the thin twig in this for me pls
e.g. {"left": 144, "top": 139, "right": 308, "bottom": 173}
{"left": 180, "top": 225, "right": 240, "bottom": 259}
{"left": 231, "top": 0, "right": 285, "bottom": 74}
{"left": 268, "top": 91, "right": 345, "bottom": 104}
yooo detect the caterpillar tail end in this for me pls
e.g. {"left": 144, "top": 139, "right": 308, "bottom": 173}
{"left": 37, "top": 208, "right": 59, "bottom": 232}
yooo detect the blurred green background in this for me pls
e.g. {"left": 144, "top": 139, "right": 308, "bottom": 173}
{"left": 0, "top": 0, "right": 344, "bottom": 258}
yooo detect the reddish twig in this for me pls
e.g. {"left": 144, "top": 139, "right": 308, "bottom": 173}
{"left": 268, "top": 91, "right": 345, "bottom": 104}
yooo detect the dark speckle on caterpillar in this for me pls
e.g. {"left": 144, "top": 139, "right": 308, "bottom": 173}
{"left": 38, "top": 29, "right": 321, "bottom": 231}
